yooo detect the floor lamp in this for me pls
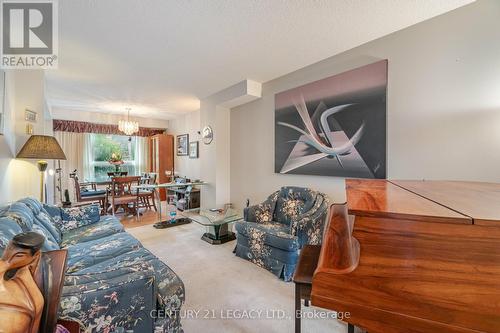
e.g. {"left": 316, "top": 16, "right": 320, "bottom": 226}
{"left": 16, "top": 135, "right": 67, "bottom": 203}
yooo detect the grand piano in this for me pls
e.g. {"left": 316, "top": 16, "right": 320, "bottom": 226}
{"left": 311, "top": 179, "right": 500, "bottom": 333}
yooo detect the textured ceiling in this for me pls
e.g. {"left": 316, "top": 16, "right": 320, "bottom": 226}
{"left": 46, "top": 0, "right": 474, "bottom": 120}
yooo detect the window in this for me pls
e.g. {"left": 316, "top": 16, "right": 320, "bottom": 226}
{"left": 90, "top": 134, "right": 138, "bottom": 180}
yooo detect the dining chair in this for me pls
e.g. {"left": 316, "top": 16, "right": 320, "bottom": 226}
{"left": 138, "top": 173, "right": 158, "bottom": 211}
{"left": 72, "top": 175, "right": 107, "bottom": 213}
{"left": 109, "top": 176, "right": 141, "bottom": 218}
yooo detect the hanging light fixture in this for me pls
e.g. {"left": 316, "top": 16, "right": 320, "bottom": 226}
{"left": 118, "top": 107, "right": 139, "bottom": 136}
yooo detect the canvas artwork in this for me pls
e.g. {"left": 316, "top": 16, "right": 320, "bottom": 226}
{"left": 275, "top": 60, "right": 387, "bottom": 179}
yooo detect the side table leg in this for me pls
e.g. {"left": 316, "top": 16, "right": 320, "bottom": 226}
{"left": 295, "top": 284, "right": 301, "bottom": 333}
{"left": 156, "top": 189, "right": 162, "bottom": 222}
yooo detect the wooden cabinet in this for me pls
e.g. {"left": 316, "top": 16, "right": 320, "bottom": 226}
{"left": 148, "top": 134, "right": 174, "bottom": 201}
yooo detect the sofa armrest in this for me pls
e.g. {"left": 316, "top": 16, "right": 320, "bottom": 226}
{"left": 290, "top": 194, "right": 330, "bottom": 247}
{"left": 60, "top": 270, "right": 156, "bottom": 332}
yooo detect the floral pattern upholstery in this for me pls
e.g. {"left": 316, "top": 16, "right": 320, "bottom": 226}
{"left": 65, "top": 232, "right": 142, "bottom": 273}
{"left": 60, "top": 215, "right": 124, "bottom": 247}
{"left": 0, "top": 198, "right": 185, "bottom": 332}
{"left": 235, "top": 187, "right": 329, "bottom": 281}
{"left": 49, "top": 204, "right": 101, "bottom": 232}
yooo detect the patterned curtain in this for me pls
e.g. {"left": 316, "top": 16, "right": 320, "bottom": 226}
{"left": 53, "top": 119, "right": 165, "bottom": 137}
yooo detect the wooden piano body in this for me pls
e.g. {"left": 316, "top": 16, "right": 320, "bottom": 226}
{"left": 311, "top": 179, "right": 500, "bottom": 333}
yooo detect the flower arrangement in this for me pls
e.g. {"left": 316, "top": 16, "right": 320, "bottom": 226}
{"left": 108, "top": 152, "right": 124, "bottom": 172}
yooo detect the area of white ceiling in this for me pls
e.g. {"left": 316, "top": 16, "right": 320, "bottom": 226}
{"left": 46, "top": 0, "right": 474, "bottom": 120}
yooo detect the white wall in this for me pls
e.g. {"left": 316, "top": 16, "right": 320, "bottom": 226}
{"left": 230, "top": 0, "right": 500, "bottom": 208}
{"left": 167, "top": 110, "right": 201, "bottom": 180}
{"left": 0, "top": 70, "right": 51, "bottom": 204}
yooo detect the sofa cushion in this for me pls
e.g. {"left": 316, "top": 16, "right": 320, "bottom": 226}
{"left": 31, "top": 224, "right": 60, "bottom": 251}
{"left": 43, "top": 203, "right": 63, "bottom": 220}
{"left": 275, "top": 187, "right": 316, "bottom": 226}
{"left": 4, "top": 202, "right": 60, "bottom": 251}
{"left": 61, "top": 204, "right": 100, "bottom": 223}
{"left": 56, "top": 204, "right": 101, "bottom": 233}
{"left": 235, "top": 220, "right": 299, "bottom": 251}
{"left": 65, "top": 232, "right": 142, "bottom": 273}
{"left": 20, "top": 198, "right": 62, "bottom": 244}
{"left": 69, "top": 247, "right": 185, "bottom": 312}
{"left": 4, "top": 202, "right": 35, "bottom": 230}
{"left": 60, "top": 215, "right": 124, "bottom": 247}
{"left": 37, "top": 209, "right": 62, "bottom": 243}
{"left": 0, "top": 216, "right": 24, "bottom": 256}
{"left": 60, "top": 271, "right": 156, "bottom": 333}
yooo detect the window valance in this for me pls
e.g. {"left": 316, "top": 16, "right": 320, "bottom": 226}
{"left": 53, "top": 119, "right": 165, "bottom": 137}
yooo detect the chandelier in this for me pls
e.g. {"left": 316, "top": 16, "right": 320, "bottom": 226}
{"left": 118, "top": 107, "right": 139, "bottom": 136}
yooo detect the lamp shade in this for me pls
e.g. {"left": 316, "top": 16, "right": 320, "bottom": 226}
{"left": 16, "top": 135, "right": 66, "bottom": 160}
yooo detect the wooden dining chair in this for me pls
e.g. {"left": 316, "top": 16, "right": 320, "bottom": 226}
{"left": 138, "top": 173, "right": 158, "bottom": 211}
{"left": 109, "top": 176, "right": 141, "bottom": 218}
{"left": 72, "top": 175, "right": 107, "bottom": 213}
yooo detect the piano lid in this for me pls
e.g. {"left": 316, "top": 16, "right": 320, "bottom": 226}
{"left": 346, "top": 179, "right": 472, "bottom": 224}
{"left": 391, "top": 180, "right": 500, "bottom": 226}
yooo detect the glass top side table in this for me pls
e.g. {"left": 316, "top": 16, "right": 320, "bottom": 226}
{"left": 181, "top": 208, "right": 242, "bottom": 244}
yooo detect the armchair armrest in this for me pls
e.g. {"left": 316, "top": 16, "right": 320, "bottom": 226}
{"left": 290, "top": 194, "right": 330, "bottom": 247}
{"left": 244, "top": 191, "right": 280, "bottom": 223}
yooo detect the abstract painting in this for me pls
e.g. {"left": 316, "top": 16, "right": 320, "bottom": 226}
{"left": 275, "top": 60, "right": 387, "bottom": 179}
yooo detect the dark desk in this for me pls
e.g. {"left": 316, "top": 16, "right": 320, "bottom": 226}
{"left": 293, "top": 245, "right": 354, "bottom": 333}
{"left": 167, "top": 187, "right": 200, "bottom": 210}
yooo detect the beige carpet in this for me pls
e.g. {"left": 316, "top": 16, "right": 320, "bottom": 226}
{"left": 127, "top": 222, "right": 356, "bottom": 333}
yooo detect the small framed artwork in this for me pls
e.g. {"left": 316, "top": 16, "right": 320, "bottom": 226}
{"left": 0, "top": 70, "right": 5, "bottom": 135}
{"left": 25, "top": 109, "right": 37, "bottom": 122}
{"left": 189, "top": 141, "right": 199, "bottom": 159}
{"left": 176, "top": 134, "right": 189, "bottom": 156}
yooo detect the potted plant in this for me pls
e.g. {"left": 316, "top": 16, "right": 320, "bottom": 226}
{"left": 108, "top": 152, "right": 124, "bottom": 174}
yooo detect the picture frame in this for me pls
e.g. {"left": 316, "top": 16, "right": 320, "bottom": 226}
{"left": 189, "top": 141, "right": 199, "bottom": 159}
{"left": 0, "top": 70, "right": 5, "bottom": 135}
{"left": 176, "top": 134, "right": 189, "bottom": 156}
{"left": 275, "top": 60, "right": 387, "bottom": 179}
{"left": 25, "top": 109, "right": 37, "bottom": 122}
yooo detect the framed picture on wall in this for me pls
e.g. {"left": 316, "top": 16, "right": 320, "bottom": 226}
{"left": 275, "top": 60, "right": 387, "bottom": 179}
{"left": 189, "top": 141, "right": 199, "bottom": 159}
{"left": 0, "top": 70, "right": 5, "bottom": 135}
{"left": 176, "top": 134, "right": 189, "bottom": 156}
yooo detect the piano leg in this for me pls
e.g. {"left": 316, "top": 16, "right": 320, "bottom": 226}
{"left": 295, "top": 284, "right": 301, "bottom": 333}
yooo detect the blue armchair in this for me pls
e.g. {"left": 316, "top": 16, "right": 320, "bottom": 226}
{"left": 234, "top": 186, "right": 329, "bottom": 281}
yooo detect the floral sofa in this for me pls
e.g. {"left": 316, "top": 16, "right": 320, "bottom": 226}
{"left": 0, "top": 197, "right": 185, "bottom": 333}
{"left": 234, "top": 186, "right": 329, "bottom": 281}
